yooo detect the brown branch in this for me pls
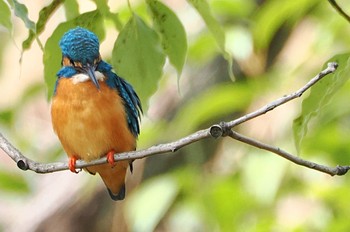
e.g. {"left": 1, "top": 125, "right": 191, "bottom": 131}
{"left": 0, "top": 129, "right": 210, "bottom": 173}
{"left": 0, "top": 62, "right": 343, "bottom": 176}
{"left": 227, "top": 129, "right": 350, "bottom": 176}
{"left": 226, "top": 62, "right": 338, "bottom": 128}
{"left": 328, "top": 0, "right": 350, "bottom": 23}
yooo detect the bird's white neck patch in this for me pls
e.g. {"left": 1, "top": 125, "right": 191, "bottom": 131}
{"left": 71, "top": 71, "right": 105, "bottom": 84}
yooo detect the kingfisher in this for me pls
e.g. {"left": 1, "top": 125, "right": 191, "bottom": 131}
{"left": 51, "top": 27, "right": 142, "bottom": 200}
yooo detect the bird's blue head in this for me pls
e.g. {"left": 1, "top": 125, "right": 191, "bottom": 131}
{"left": 59, "top": 27, "right": 101, "bottom": 89}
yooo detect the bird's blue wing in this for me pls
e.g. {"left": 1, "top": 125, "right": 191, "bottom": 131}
{"left": 98, "top": 61, "right": 142, "bottom": 137}
{"left": 115, "top": 75, "right": 142, "bottom": 136}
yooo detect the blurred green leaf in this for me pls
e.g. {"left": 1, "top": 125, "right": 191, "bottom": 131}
{"left": 63, "top": 0, "right": 79, "bottom": 20}
{"left": 22, "top": 0, "right": 64, "bottom": 50}
{"left": 170, "top": 83, "right": 253, "bottom": 137}
{"left": 303, "top": 122, "right": 350, "bottom": 163}
{"left": 107, "top": 12, "right": 124, "bottom": 31}
{"left": 125, "top": 175, "right": 179, "bottom": 232}
{"left": 253, "top": 0, "right": 318, "bottom": 49}
{"left": 0, "top": 170, "right": 29, "bottom": 193}
{"left": 203, "top": 176, "right": 256, "bottom": 231}
{"left": 92, "top": 0, "right": 109, "bottom": 15}
{"left": 324, "top": 184, "right": 350, "bottom": 230}
{"left": 112, "top": 13, "right": 165, "bottom": 109}
{"left": 18, "top": 83, "right": 45, "bottom": 107}
{"left": 0, "top": 30, "right": 10, "bottom": 74}
{"left": 188, "top": 31, "right": 217, "bottom": 63}
{"left": 187, "top": 0, "right": 224, "bottom": 52}
{"left": 187, "top": 0, "right": 233, "bottom": 80}
{"left": 211, "top": 0, "right": 255, "bottom": 18}
{"left": 148, "top": 1, "right": 187, "bottom": 76}
{"left": 242, "top": 151, "right": 287, "bottom": 204}
{"left": 0, "top": 109, "right": 14, "bottom": 125}
{"left": 293, "top": 53, "right": 350, "bottom": 152}
{"left": 172, "top": 167, "right": 274, "bottom": 231}
{"left": 0, "top": 0, "right": 12, "bottom": 31}
{"left": 44, "top": 10, "right": 104, "bottom": 99}
{"left": 0, "top": 83, "right": 43, "bottom": 127}
{"left": 92, "top": 0, "right": 123, "bottom": 30}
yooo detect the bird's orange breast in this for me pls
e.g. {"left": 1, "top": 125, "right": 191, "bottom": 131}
{"left": 51, "top": 78, "right": 136, "bottom": 161}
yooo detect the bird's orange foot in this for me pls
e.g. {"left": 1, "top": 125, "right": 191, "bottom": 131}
{"left": 107, "top": 149, "right": 116, "bottom": 167}
{"left": 69, "top": 156, "right": 79, "bottom": 173}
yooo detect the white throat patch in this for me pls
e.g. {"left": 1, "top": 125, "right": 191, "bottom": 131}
{"left": 71, "top": 71, "right": 105, "bottom": 84}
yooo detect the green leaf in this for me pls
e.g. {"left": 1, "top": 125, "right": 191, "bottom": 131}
{"left": 169, "top": 83, "right": 253, "bottom": 137}
{"left": 293, "top": 53, "right": 350, "bottom": 152}
{"left": 253, "top": 0, "right": 318, "bottom": 49}
{"left": 63, "top": 0, "right": 79, "bottom": 20}
{"left": 18, "top": 83, "right": 45, "bottom": 107}
{"left": 188, "top": 31, "right": 217, "bottom": 63}
{"left": 92, "top": 0, "right": 123, "bottom": 31}
{"left": 211, "top": 0, "right": 254, "bottom": 18}
{"left": 0, "top": 170, "right": 29, "bottom": 193}
{"left": 203, "top": 177, "right": 254, "bottom": 230}
{"left": 44, "top": 10, "right": 104, "bottom": 99}
{"left": 37, "top": 1, "right": 64, "bottom": 37}
{"left": 6, "top": 0, "right": 46, "bottom": 51}
{"left": 0, "top": 109, "right": 14, "bottom": 125}
{"left": 187, "top": 0, "right": 233, "bottom": 80}
{"left": 91, "top": 0, "right": 109, "bottom": 15}
{"left": 22, "top": 0, "right": 64, "bottom": 50}
{"left": 148, "top": 1, "right": 187, "bottom": 76}
{"left": 7, "top": 0, "right": 35, "bottom": 31}
{"left": 112, "top": 13, "right": 166, "bottom": 109}
{"left": 107, "top": 12, "right": 124, "bottom": 31}
{"left": 125, "top": 175, "right": 179, "bottom": 232}
{"left": 0, "top": 0, "right": 12, "bottom": 31}
{"left": 187, "top": 0, "right": 224, "bottom": 51}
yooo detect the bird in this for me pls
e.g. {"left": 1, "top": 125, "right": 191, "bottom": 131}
{"left": 51, "top": 27, "right": 142, "bottom": 200}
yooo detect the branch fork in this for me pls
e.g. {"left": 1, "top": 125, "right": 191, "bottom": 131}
{"left": 0, "top": 62, "right": 347, "bottom": 176}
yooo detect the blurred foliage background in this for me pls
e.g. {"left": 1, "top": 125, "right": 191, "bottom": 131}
{"left": 1, "top": 0, "right": 350, "bottom": 231}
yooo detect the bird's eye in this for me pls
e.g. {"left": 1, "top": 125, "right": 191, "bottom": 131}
{"left": 69, "top": 59, "right": 75, "bottom": 66}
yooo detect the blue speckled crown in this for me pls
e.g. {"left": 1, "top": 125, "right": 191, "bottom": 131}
{"left": 59, "top": 27, "right": 100, "bottom": 65}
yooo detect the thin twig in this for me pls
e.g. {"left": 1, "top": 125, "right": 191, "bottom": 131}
{"left": 227, "top": 129, "right": 350, "bottom": 176}
{"left": 226, "top": 62, "right": 338, "bottom": 128}
{"left": 0, "top": 62, "right": 340, "bottom": 174}
{"left": 328, "top": 0, "right": 350, "bottom": 23}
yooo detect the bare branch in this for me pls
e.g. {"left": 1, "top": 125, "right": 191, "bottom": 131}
{"left": 227, "top": 129, "right": 350, "bottom": 176}
{"left": 0, "top": 62, "right": 341, "bottom": 175}
{"left": 1, "top": 129, "right": 211, "bottom": 173}
{"left": 328, "top": 0, "right": 350, "bottom": 23}
{"left": 226, "top": 62, "right": 338, "bottom": 128}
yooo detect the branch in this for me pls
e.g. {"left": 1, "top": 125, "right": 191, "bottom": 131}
{"left": 0, "top": 129, "right": 210, "bottom": 173}
{"left": 0, "top": 62, "right": 344, "bottom": 176}
{"left": 227, "top": 128, "right": 350, "bottom": 176}
{"left": 226, "top": 62, "right": 338, "bottom": 128}
{"left": 328, "top": 0, "right": 350, "bottom": 23}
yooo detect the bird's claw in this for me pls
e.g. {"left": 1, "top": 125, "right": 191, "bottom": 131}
{"left": 69, "top": 156, "right": 79, "bottom": 173}
{"left": 107, "top": 150, "right": 116, "bottom": 167}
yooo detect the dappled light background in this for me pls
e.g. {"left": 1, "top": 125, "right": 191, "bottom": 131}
{"left": 1, "top": 0, "right": 350, "bottom": 231}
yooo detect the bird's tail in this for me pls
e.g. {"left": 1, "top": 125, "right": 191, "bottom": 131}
{"left": 108, "top": 184, "right": 125, "bottom": 200}
{"left": 87, "top": 161, "right": 129, "bottom": 201}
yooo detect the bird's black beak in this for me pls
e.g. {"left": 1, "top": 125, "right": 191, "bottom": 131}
{"left": 84, "top": 63, "right": 100, "bottom": 90}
